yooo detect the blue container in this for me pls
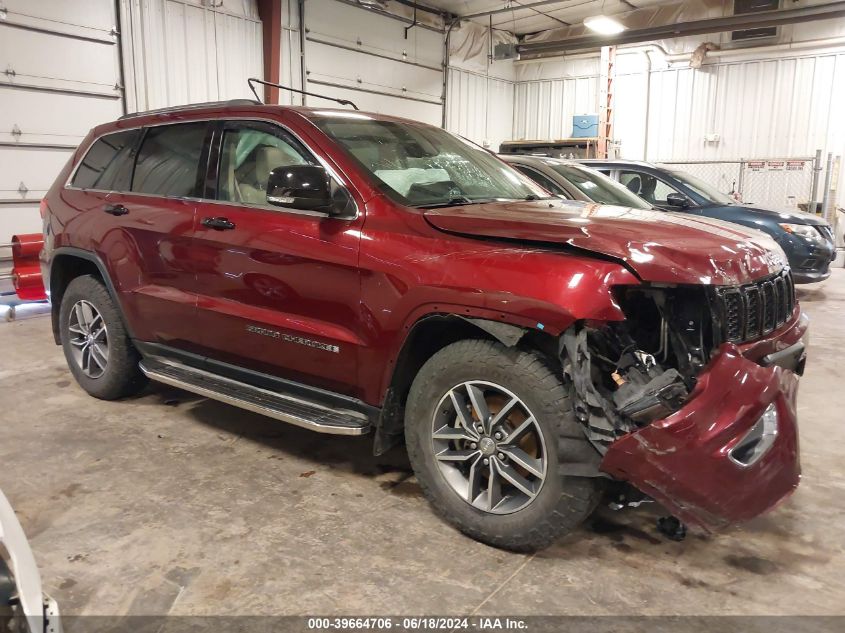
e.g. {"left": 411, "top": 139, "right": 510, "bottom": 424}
{"left": 572, "top": 114, "right": 599, "bottom": 138}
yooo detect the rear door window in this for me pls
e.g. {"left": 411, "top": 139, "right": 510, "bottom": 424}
{"left": 131, "top": 122, "right": 208, "bottom": 197}
{"left": 71, "top": 129, "right": 141, "bottom": 191}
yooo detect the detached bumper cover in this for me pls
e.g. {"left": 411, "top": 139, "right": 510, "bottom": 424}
{"left": 600, "top": 344, "right": 802, "bottom": 530}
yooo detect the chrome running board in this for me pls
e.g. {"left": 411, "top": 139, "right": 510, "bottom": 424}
{"left": 139, "top": 358, "right": 371, "bottom": 436}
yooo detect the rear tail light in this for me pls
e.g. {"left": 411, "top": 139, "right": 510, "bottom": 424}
{"left": 39, "top": 199, "right": 49, "bottom": 219}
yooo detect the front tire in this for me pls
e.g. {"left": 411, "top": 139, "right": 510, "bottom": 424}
{"left": 59, "top": 274, "right": 147, "bottom": 400}
{"left": 405, "top": 339, "right": 602, "bottom": 551}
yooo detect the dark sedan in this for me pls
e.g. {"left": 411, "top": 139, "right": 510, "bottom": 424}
{"left": 500, "top": 154, "right": 653, "bottom": 209}
{"left": 582, "top": 159, "right": 836, "bottom": 283}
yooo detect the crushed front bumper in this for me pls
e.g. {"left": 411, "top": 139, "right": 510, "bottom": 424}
{"left": 600, "top": 315, "right": 807, "bottom": 531}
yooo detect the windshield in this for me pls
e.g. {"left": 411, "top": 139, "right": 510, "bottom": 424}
{"left": 547, "top": 162, "right": 652, "bottom": 209}
{"left": 664, "top": 168, "right": 735, "bottom": 205}
{"left": 310, "top": 114, "right": 548, "bottom": 207}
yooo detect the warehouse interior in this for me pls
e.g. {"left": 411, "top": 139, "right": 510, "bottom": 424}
{"left": 1, "top": 0, "right": 844, "bottom": 626}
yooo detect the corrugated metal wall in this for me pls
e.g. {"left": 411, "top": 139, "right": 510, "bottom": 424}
{"left": 120, "top": 0, "right": 263, "bottom": 112}
{"left": 444, "top": 21, "right": 516, "bottom": 149}
{"left": 512, "top": 48, "right": 845, "bottom": 165}
{"left": 513, "top": 77, "right": 598, "bottom": 141}
{"left": 642, "top": 53, "right": 845, "bottom": 161}
{"left": 446, "top": 68, "right": 514, "bottom": 151}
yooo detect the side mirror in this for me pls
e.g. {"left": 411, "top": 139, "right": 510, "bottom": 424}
{"left": 666, "top": 192, "right": 690, "bottom": 209}
{"left": 267, "top": 165, "right": 333, "bottom": 212}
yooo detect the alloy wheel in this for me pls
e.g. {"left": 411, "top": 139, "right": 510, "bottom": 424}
{"left": 67, "top": 300, "right": 109, "bottom": 379}
{"left": 431, "top": 380, "right": 548, "bottom": 514}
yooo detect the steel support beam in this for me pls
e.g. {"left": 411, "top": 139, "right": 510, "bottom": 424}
{"left": 256, "top": 0, "right": 283, "bottom": 104}
{"left": 518, "top": 2, "right": 845, "bottom": 56}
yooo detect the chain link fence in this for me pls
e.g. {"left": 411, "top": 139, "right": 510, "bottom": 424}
{"left": 659, "top": 156, "right": 821, "bottom": 213}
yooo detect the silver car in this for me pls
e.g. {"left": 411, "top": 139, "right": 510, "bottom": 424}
{"left": 500, "top": 154, "right": 653, "bottom": 209}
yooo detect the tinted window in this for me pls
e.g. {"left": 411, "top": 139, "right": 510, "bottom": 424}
{"left": 218, "top": 126, "right": 311, "bottom": 205}
{"left": 132, "top": 123, "right": 208, "bottom": 197}
{"left": 664, "top": 168, "right": 735, "bottom": 205}
{"left": 72, "top": 130, "right": 140, "bottom": 191}
{"left": 514, "top": 165, "right": 569, "bottom": 197}
{"left": 548, "top": 163, "right": 651, "bottom": 209}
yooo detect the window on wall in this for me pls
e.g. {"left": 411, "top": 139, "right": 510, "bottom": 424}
{"left": 131, "top": 123, "right": 208, "bottom": 197}
{"left": 71, "top": 130, "right": 141, "bottom": 191}
{"left": 732, "top": 0, "right": 780, "bottom": 41}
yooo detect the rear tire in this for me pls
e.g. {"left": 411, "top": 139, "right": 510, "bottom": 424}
{"left": 405, "top": 339, "right": 602, "bottom": 552}
{"left": 59, "top": 274, "right": 147, "bottom": 400}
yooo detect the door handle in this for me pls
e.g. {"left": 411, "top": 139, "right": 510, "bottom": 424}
{"left": 103, "top": 203, "right": 128, "bottom": 216}
{"left": 201, "top": 216, "right": 236, "bottom": 230}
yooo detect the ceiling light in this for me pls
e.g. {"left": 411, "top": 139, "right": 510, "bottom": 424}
{"left": 583, "top": 15, "right": 626, "bottom": 35}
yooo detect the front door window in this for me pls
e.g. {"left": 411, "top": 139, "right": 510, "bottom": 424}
{"left": 619, "top": 170, "right": 682, "bottom": 207}
{"left": 217, "top": 126, "right": 313, "bottom": 206}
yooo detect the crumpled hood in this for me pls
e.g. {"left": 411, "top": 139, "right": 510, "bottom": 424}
{"left": 424, "top": 200, "right": 788, "bottom": 286}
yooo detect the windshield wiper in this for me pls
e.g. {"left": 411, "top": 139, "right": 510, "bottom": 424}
{"left": 416, "top": 196, "right": 480, "bottom": 209}
{"left": 416, "top": 195, "right": 552, "bottom": 209}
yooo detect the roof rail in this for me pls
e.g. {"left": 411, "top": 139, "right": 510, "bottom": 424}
{"left": 118, "top": 99, "right": 260, "bottom": 120}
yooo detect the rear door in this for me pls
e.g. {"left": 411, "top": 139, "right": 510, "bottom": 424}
{"left": 110, "top": 121, "right": 211, "bottom": 351}
{"left": 190, "top": 119, "right": 364, "bottom": 396}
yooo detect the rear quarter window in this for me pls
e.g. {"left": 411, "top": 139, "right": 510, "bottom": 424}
{"left": 71, "top": 129, "right": 141, "bottom": 191}
{"left": 131, "top": 122, "right": 208, "bottom": 197}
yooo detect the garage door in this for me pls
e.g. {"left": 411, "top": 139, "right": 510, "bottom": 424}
{"left": 0, "top": 0, "right": 124, "bottom": 243}
{"left": 302, "top": 0, "right": 444, "bottom": 124}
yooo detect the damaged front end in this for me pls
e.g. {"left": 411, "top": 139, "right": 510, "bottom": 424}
{"left": 562, "top": 272, "right": 805, "bottom": 530}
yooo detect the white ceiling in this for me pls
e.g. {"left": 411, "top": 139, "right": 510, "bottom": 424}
{"left": 422, "top": 0, "right": 673, "bottom": 35}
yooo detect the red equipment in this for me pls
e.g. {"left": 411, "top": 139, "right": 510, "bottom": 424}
{"left": 11, "top": 233, "right": 46, "bottom": 301}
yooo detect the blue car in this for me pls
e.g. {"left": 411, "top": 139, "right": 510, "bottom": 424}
{"left": 582, "top": 160, "right": 836, "bottom": 283}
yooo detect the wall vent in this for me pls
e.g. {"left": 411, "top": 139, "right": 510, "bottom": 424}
{"left": 732, "top": 0, "right": 781, "bottom": 41}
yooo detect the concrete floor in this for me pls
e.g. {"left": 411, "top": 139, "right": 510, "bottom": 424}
{"left": 1, "top": 271, "right": 844, "bottom": 617}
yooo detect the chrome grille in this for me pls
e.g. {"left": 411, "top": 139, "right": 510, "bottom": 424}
{"left": 714, "top": 270, "right": 795, "bottom": 344}
{"left": 762, "top": 281, "right": 776, "bottom": 332}
{"left": 743, "top": 286, "right": 761, "bottom": 339}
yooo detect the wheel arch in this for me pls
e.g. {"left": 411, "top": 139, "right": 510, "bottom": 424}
{"left": 373, "top": 313, "right": 560, "bottom": 455}
{"left": 48, "top": 248, "right": 130, "bottom": 344}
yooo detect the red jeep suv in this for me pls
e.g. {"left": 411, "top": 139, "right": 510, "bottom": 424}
{"left": 41, "top": 101, "right": 807, "bottom": 550}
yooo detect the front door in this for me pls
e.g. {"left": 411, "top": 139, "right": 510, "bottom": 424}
{"left": 191, "top": 120, "right": 364, "bottom": 396}
{"left": 617, "top": 169, "right": 686, "bottom": 211}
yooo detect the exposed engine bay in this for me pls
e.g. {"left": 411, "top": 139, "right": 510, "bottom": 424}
{"left": 561, "top": 285, "right": 719, "bottom": 451}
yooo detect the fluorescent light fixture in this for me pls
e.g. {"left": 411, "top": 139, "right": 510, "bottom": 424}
{"left": 583, "top": 15, "right": 626, "bottom": 35}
